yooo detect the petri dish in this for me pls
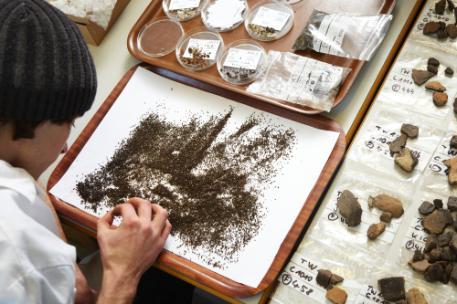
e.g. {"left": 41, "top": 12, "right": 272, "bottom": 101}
{"left": 201, "top": 0, "right": 248, "bottom": 32}
{"left": 176, "top": 27, "right": 224, "bottom": 71}
{"left": 217, "top": 39, "right": 268, "bottom": 85}
{"left": 245, "top": 1, "right": 294, "bottom": 41}
{"left": 138, "top": 17, "right": 184, "bottom": 57}
{"left": 162, "top": 0, "right": 207, "bottom": 22}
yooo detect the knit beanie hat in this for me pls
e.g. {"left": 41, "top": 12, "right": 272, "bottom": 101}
{"left": 0, "top": 0, "right": 97, "bottom": 123}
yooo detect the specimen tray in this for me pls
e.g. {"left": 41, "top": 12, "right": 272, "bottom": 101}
{"left": 127, "top": 0, "right": 396, "bottom": 114}
{"left": 47, "top": 64, "right": 346, "bottom": 297}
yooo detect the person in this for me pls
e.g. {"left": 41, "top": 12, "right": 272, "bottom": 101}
{"left": 0, "top": 0, "right": 172, "bottom": 303}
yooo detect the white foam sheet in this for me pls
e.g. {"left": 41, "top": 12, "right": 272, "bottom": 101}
{"left": 50, "top": 67, "right": 339, "bottom": 287}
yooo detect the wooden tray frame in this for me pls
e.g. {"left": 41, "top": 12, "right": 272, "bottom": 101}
{"left": 127, "top": 0, "right": 396, "bottom": 114}
{"left": 47, "top": 64, "right": 346, "bottom": 297}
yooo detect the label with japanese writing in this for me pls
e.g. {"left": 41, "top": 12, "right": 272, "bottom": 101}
{"left": 355, "top": 284, "right": 387, "bottom": 304}
{"left": 427, "top": 139, "right": 457, "bottom": 176}
{"left": 312, "top": 14, "right": 345, "bottom": 56}
{"left": 169, "top": 0, "right": 200, "bottom": 10}
{"left": 403, "top": 216, "right": 428, "bottom": 253}
{"left": 251, "top": 6, "right": 291, "bottom": 31}
{"left": 381, "top": 65, "right": 416, "bottom": 102}
{"left": 223, "top": 48, "right": 262, "bottom": 70}
{"left": 183, "top": 39, "right": 221, "bottom": 60}
{"left": 415, "top": 6, "right": 452, "bottom": 33}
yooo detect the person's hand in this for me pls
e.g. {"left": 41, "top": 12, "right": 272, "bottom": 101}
{"left": 96, "top": 198, "right": 171, "bottom": 304}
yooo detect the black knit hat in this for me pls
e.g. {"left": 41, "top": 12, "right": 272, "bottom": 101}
{"left": 0, "top": 0, "right": 97, "bottom": 123}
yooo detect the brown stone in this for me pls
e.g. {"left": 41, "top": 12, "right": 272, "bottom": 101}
{"left": 367, "top": 222, "right": 386, "bottom": 240}
{"left": 443, "top": 156, "right": 457, "bottom": 185}
{"left": 423, "top": 210, "right": 451, "bottom": 234}
{"left": 424, "top": 262, "right": 446, "bottom": 282}
{"left": 337, "top": 190, "right": 362, "bottom": 227}
{"left": 448, "top": 196, "right": 457, "bottom": 211}
{"left": 450, "top": 136, "right": 457, "bottom": 149}
{"left": 412, "top": 69, "right": 435, "bottom": 86}
{"left": 316, "top": 269, "right": 332, "bottom": 289}
{"left": 330, "top": 273, "right": 344, "bottom": 286}
{"left": 424, "top": 235, "right": 437, "bottom": 253}
{"left": 408, "top": 259, "right": 431, "bottom": 273}
{"left": 380, "top": 212, "right": 392, "bottom": 223}
{"left": 427, "top": 64, "right": 438, "bottom": 74}
{"left": 449, "top": 0, "right": 456, "bottom": 11}
{"left": 433, "top": 92, "right": 448, "bottom": 107}
{"left": 419, "top": 201, "right": 435, "bottom": 215}
{"left": 436, "top": 0, "right": 446, "bottom": 14}
{"left": 394, "top": 148, "right": 418, "bottom": 173}
{"left": 437, "top": 29, "right": 449, "bottom": 39}
{"left": 378, "top": 277, "right": 405, "bottom": 302}
{"left": 412, "top": 249, "right": 425, "bottom": 262}
{"left": 437, "top": 231, "right": 453, "bottom": 247}
{"left": 406, "top": 288, "right": 428, "bottom": 304}
{"left": 423, "top": 22, "right": 442, "bottom": 35}
{"left": 447, "top": 24, "right": 457, "bottom": 39}
{"left": 389, "top": 135, "right": 407, "bottom": 155}
{"left": 401, "top": 124, "right": 419, "bottom": 139}
{"left": 326, "top": 286, "right": 347, "bottom": 304}
{"left": 428, "top": 57, "right": 440, "bottom": 67}
{"left": 369, "top": 194, "right": 404, "bottom": 218}
{"left": 445, "top": 66, "right": 455, "bottom": 76}
{"left": 425, "top": 81, "right": 446, "bottom": 92}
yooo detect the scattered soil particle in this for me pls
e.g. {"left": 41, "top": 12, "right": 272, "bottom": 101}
{"left": 369, "top": 194, "right": 404, "bottom": 218}
{"left": 380, "top": 212, "right": 392, "bottom": 223}
{"left": 423, "top": 210, "right": 452, "bottom": 234}
{"left": 425, "top": 81, "right": 446, "bottom": 92}
{"left": 445, "top": 66, "right": 455, "bottom": 76}
{"left": 378, "top": 277, "right": 406, "bottom": 302}
{"left": 326, "top": 286, "right": 347, "bottom": 304}
{"left": 443, "top": 156, "right": 457, "bottom": 185}
{"left": 412, "top": 69, "right": 435, "bottom": 86}
{"left": 406, "top": 288, "right": 429, "bottom": 304}
{"left": 337, "top": 190, "right": 362, "bottom": 227}
{"left": 401, "top": 124, "right": 419, "bottom": 139}
{"left": 389, "top": 134, "right": 407, "bottom": 155}
{"left": 367, "top": 222, "right": 386, "bottom": 240}
{"left": 433, "top": 92, "right": 448, "bottom": 107}
{"left": 419, "top": 201, "right": 435, "bottom": 215}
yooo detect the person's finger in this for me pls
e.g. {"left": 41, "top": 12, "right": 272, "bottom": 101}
{"left": 97, "top": 210, "right": 114, "bottom": 231}
{"left": 127, "top": 197, "right": 152, "bottom": 221}
{"left": 150, "top": 204, "right": 168, "bottom": 232}
{"left": 159, "top": 220, "right": 172, "bottom": 245}
{"left": 112, "top": 203, "right": 138, "bottom": 224}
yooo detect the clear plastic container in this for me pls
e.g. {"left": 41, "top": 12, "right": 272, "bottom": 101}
{"left": 162, "top": 0, "right": 207, "bottom": 22}
{"left": 176, "top": 27, "right": 224, "bottom": 71}
{"left": 201, "top": 0, "right": 248, "bottom": 32}
{"left": 138, "top": 17, "right": 184, "bottom": 57}
{"left": 245, "top": 1, "right": 294, "bottom": 41}
{"left": 217, "top": 40, "right": 268, "bottom": 85}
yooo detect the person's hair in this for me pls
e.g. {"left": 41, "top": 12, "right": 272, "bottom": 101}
{"left": 0, "top": 117, "right": 76, "bottom": 141}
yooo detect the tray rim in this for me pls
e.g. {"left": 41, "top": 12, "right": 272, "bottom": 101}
{"left": 47, "top": 64, "right": 346, "bottom": 297}
{"left": 126, "top": 0, "right": 397, "bottom": 115}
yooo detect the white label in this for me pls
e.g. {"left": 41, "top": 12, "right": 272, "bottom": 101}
{"left": 169, "top": 0, "right": 200, "bottom": 10}
{"left": 355, "top": 284, "right": 387, "bottom": 304}
{"left": 312, "top": 14, "right": 345, "bottom": 56}
{"left": 223, "top": 48, "right": 262, "bottom": 70}
{"left": 251, "top": 6, "right": 291, "bottom": 31}
{"left": 183, "top": 38, "right": 221, "bottom": 60}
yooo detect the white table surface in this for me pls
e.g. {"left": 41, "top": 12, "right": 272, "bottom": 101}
{"left": 39, "top": 0, "right": 420, "bottom": 303}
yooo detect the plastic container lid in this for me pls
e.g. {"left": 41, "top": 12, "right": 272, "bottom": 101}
{"left": 138, "top": 17, "right": 184, "bottom": 57}
{"left": 245, "top": 1, "right": 294, "bottom": 41}
{"left": 176, "top": 27, "right": 224, "bottom": 71}
{"left": 217, "top": 39, "right": 268, "bottom": 85}
{"left": 162, "top": 0, "right": 207, "bottom": 22}
{"left": 201, "top": 0, "right": 248, "bottom": 32}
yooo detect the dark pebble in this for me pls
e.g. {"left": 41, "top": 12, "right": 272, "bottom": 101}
{"left": 450, "top": 135, "right": 457, "bottom": 149}
{"left": 378, "top": 277, "right": 405, "bottom": 302}
{"left": 423, "top": 22, "right": 442, "bottom": 35}
{"left": 316, "top": 269, "right": 332, "bottom": 289}
{"left": 434, "top": 199, "right": 444, "bottom": 209}
{"left": 419, "top": 201, "right": 435, "bottom": 215}
{"left": 428, "top": 57, "right": 440, "bottom": 67}
{"left": 437, "top": 231, "right": 453, "bottom": 247}
{"left": 436, "top": 0, "right": 446, "bottom": 14}
{"left": 413, "top": 249, "right": 425, "bottom": 262}
{"left": 448, "top": 196, "right": 457, "bottom": 211}
{"left": 447, "top": 24, "right": 457, "bottom": 39}
{"left": 445, "top": 67, "right": 455, "bottom": 76}
{"left": 424, "top": 262, "right": 445, "bottom": 282}
{"left": 427, "top": 64, "right": 439, "bottom": 74}
{"left": 437, "top": 29, "right": 449, "bottom": 39}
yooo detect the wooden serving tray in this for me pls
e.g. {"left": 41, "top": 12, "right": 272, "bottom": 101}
{"left": 127, "top": 0, "right": 396, "bottom": 114}
{"left": 47, "top": 64, "right": 346, "bottom": 297}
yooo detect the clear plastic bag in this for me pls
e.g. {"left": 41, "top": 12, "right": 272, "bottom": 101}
{"left": 379, "top": 40, "right": 457, "bottom": 120}
{"left": 247, "top": 51, "right": 351, "bottom": 111}
{"left": 293, "top": 9, "right": 392, "bottom": 61}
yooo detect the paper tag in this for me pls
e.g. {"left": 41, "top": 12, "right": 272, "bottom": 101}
{"left": 223, "top": 48, "right": 262, "bottom": 70}
{"left": 169, "top": 0, "right": 200, "bottom": 10}
{"left": 355, "top": 284, "right": 387, "bottom": 304}
{"left": 251, "top": 6, "right": 291, "bottom": 31}
{"left": 312, "top": 14, "right": 345, "bottom": 56}
{"left": 183, "top": 39, "right": 221, "bottom": 60}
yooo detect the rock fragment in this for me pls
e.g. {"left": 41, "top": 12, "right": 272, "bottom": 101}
{"left": 450, "top": 135, "right": 457, "bottom": 149}
{"left": 389, "top": 134, "right": 407, "bottom": 155}
{"left": 337, "top": 190, "right": 362, "bottom": 227}
{"left": 433, "top": 92, "right": 448, "bottom": 107}
{"left": 445, "top": 66, "right": 455, "bottom": 76}
{"left": 330, "top": 273, "right": 344, "bottom": 286}
{"left": 436, "top": 0, "right": 446, "bottom": 14}
{"left": 378, "top": 277, "right": 405, "bottom": 302}
{"left": 316, "top": 269, "right": 333, "bottom": 289}
{"left": 369, "top": 194, "right": 404, "bottom": 218}
{"left": 428, "top": 57, "right": 440, "bottom": 67}
{"left": 401, "top": 124, "right": 419, "bottom": 139}
{"left": 425, "top": 81, "right": 446, "bottom": 92}
{"left": 409, "top": 259, "right": 431, "bottom": 273}
{"left": 326, "top": 286, "right": 347, "bottom": 304}
{"left": 449, "top": 0, "right": 456, "bottom": 11}
{"left": 423, "top": 21, "right": 442, "bottom": 35}
{"left": 412, "top": 69, "right": 435, "bottom": 86}
{"left": 380, "top": 212, "right": 392, "bottom": 223}
{"left": 433, "top": 198, "right": 443, "bottom": 209}
{"left": 423, "top": 210, "right": 452, "bottom": 234}
{"left": 447, "top": 24, "right": 457, "bottom": 38}
{"left": 412, "top": 249, "right": 425, "bottom": 262}
{"left": 367, "top": 222, "right": 386, "bottom": 240}
{"left": 427, "top": 64, "right": 438, "bottom": 74}
{"left": 394, "top": 148, "right": 418, "bottom": 173}
{"left": 448, "top": 196, "right": 457, "bottom": 211}
{"left": 424, "top": 262, "right": 445, "bottom": 282}
{"left": 418, "top": 201, "right": 435, "bottom": 215}
{"left": 406, "top": 288, "right": 428, "bottom": 304}
{"left": 443, "top": 156, "right": 457, "bottom": 185}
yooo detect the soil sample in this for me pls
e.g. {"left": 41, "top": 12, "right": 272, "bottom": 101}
{"left": 139, "top": 19, "right": 183, "bottom": 57}
{"left": 337, "top": 190, "right": 362, "bottom": 227}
